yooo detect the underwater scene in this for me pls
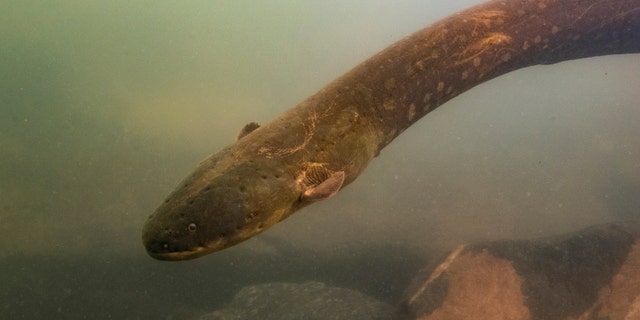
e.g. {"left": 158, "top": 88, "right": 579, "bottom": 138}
{"left": 2, "top": 0, "right": 640, "bottom": 319}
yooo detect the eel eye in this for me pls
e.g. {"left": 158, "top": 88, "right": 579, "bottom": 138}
{"left": 188, "top": 223, "right": 197, "bottom": 233}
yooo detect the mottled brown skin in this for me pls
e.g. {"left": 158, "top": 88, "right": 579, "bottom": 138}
{"left": 142, "top": 0, "right": 640, "bottom": 260}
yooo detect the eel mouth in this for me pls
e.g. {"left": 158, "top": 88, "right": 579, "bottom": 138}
{"left": 145, "top": 245, "right": 214, "bottom": 261}
{"left": 144, "top": 237, "right": 225, "bottom": 261}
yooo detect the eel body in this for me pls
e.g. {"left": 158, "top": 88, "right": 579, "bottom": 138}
{"left": 142, "top": 0, "right": 640, "bottom": 260}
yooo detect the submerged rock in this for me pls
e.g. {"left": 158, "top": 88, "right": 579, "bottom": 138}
{"left": 401, "top": 222, "right": 640, "bottom": 320}
{"left": 200, "top": 281, "right": 397, "bottom": 320}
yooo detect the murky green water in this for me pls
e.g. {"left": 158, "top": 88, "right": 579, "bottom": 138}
{"left": 2, "top": 1, "right": 639, "bottom": 318}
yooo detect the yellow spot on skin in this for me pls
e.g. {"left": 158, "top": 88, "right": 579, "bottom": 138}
{"left": 473, "top": 57, "right": 481, "bottom": 67}
{"left": 501, "top": 52, "right": 511, "bottom": 62}
{"left": 407, "top": 104, "right": 416, "bottom": 122}
{"left": 461, "top": 70, "right": 469, "bottom": 80}
{"left": 538, "top": 2, "right": 547, "bottom": 9}
{"left": 551, "top": 25, "right": 559, "bottom": 34}
{"left": 383, "top": 99, "right": 396, "bottom": 110}
{"left": 384, "top": 78, "right": 396, "bottom": 91}
{"left": 437, "top": 81, "right": 445, "bottom": 92}
{"left": 446, "top": 86, "right": 454, "bottom": 95}
{"left": 423, "top": 93, "right": 432, "bottom": 103}
{"left": 385, "top": 128, "right": 397, "bottom": 144}
{"left": 522, "top": 41, "right": 530, "bottom": 50}
{"left": 534, "top": 35, "right": 542, "bottom": 44}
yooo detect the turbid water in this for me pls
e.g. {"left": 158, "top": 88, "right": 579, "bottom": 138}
{"left": 1, "top": 1, "right": 639, "bottom": 318}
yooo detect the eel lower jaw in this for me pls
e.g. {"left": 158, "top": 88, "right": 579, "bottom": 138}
{"left": 146, "top": 246, "right": 209, "bottom": 261}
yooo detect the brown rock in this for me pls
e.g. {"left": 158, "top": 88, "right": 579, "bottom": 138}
{"left": 199, "top": 281, "right": 397, "bottom": 320}
{"left": 573, "top": 241, "right": 640, "bottom": 320}
{"left": 401, "top": 222, "right": 640, "bottom": 320}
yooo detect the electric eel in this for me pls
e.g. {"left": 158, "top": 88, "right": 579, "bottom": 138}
{"left": 142, "top": 0, "right": 640, "bottom": 260}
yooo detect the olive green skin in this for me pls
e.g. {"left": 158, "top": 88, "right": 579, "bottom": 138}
{"left": 142, "top": 101, "right": 381, "bottom": 260}
{"left": 143, "top": 0, "right": 640, "bottom": 260}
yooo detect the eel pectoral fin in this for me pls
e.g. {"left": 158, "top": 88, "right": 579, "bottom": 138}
{"left": 301, "top": 171, "right": 345, "bottom": 202}
{"left": 237, "top": 122, "right": 261, "bottom": 140}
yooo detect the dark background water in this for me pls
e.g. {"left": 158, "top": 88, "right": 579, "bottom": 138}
{"left": 1, "top": 1, "right": 639, "bottom": 318}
